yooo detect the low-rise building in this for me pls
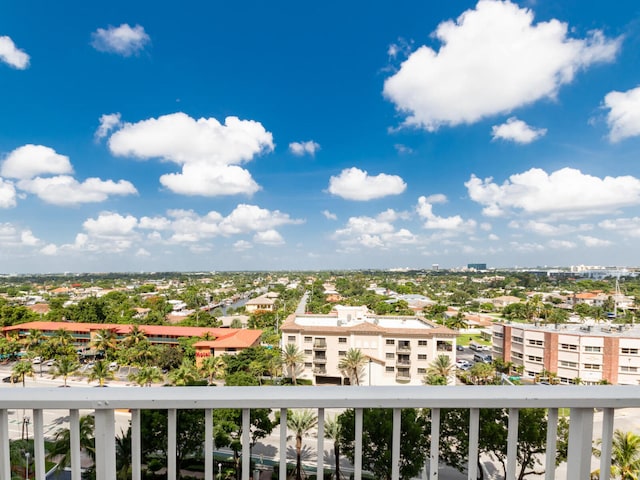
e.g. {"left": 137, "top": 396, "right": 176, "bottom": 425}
{"left": 492, "top": 322, "right": 640, "bottom": 385}
{"left": 281, "top": 305, "right": 458, "bottom": 386}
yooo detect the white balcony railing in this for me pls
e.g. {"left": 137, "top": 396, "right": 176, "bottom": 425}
{"left": 1, "top": 385, "right": 639, "bottom": 480}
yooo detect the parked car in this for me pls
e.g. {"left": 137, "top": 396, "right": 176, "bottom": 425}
{"left": 473, "top": 353, "right": 492, "bottom": 364}
{"left": 32, "top": 356, "right": 42, "bottom": 364}
{"left": 456, "top": 345, "right": 464, "bottom": 351}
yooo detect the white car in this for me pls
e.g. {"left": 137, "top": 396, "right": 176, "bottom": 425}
{"left": 32, "top": 356, "right": 42, "bottom": 364}
{"left": 456, "top": 359, "right": 471, "bottom": 368}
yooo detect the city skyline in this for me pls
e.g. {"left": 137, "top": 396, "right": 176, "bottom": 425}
{"left": 1, "top": 1, "right": 640, "bottom": 273}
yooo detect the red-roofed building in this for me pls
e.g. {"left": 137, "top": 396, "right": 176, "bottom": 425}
{"left": 2, "top": 321, "right": 262, "bottom": 365}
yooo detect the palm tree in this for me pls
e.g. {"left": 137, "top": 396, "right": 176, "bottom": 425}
{"left": 594, "top": 430, "right": 640, "bottom": 479}
{"left": 122, "top": 325, "right": 147, "bottom": 347}
{"left": 51, "top": 328, "right": 74, "bottom": 348}
{"left": 324, "top": 416, "right": 343, "bottom": 480}
{"left": 51, "top": 357, "right": 80, "bottom": 387}
{"left": 426, "top": 355, "right": 454, "bottom": 384}
{"left": 446, "top": 313, "right": 468, "bottom": 330}
{"left": 282, "top": 344, "right": 304, "bottom": 385}
{"left": 128, "top": 366, "right": 164, "bottom": 387}
{"left": 91, "top": 328, "right": 118, "bottom": 359}
{"left": 87, "top": 360, "right": 114, "bottom": 387}
{"left": 198, "top": 355, "right": 225, "bottom": 385}
{"left": 23, "top": 329, "right": 43, "bottom": 353}
{"left": 168, "top": 359, "right": 199, "bottom": 386}
{"left": 47, "top": 415, "right": 95, "bottom": 471}
{"left": 12, "top": 360, "right": 34, "bottom": 387}
{"left": 338, "top": 348, "right": 367, "bottom": 386}
{"left": 287, "top": 409, "right": 317, "bottom": 480}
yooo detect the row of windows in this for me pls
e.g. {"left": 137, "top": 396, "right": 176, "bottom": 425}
{"left": 560, "top": 360, "right": 577, "bottom": 368}
{"left": 620, "top": 365, "right": 638, "bottom": 372}
{"left": 291, "top": 336, "right": 434, "bottom": 347}
{"left": 528, "top": 339, "right": 543, "bottom": 346}
{"left": 621, "top": 348, "right": 639, "bottom": 354}
{"left": 527, "top": 355, "right": 543, "bottom": 363}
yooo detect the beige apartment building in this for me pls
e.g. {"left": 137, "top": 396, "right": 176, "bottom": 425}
{"left": 281, "top": 305, "right": 458, "bottom": 386}
{"left": 492, "top": 322, "right": 640, "bottom": 385}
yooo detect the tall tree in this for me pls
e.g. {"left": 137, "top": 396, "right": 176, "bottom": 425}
{"left": 198, "top": 355, "right": 225, "bottom": 385}
{"left": 12, "top": 360, "right": 34, "bottom": 387}
{"left": 425, "top": 355, "right": 454, "bottom": 385}
{"left": 168, "top": 359, "right": 200, "bottom": 386}
{"left": 281, "top": 343, "right": 304, "bottom": 385}
{"left": 47, "top": 415, "right": 95, "bottom": 471}
{"left": 324, "top": 416, "right": 343, "bottom": 480}
{"left": 594, "top": 430, "right": 640, "bottom": 480}
{"left": 129, "top": 366, "right": 164, "bottom": 387}
{"left": 338, "top": 408, "right": 429, "bottom": 480}
{"left": 338, "top": 348, "right": 367, "bottom": 386}
{"left": 87, "top": 360, "right": 114, "bottom": 387}
{"left": 91, "top": 328, "right": 118, "bottom": 359}
{"left": 51, "top": 357, "right": 80, "bottom": 387}
{"left": 287, "top": 409, "right": 318, "bottom": 480}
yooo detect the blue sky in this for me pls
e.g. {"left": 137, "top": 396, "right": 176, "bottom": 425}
{"left": 1, "top": 1, "right": 640, "bottom": 273}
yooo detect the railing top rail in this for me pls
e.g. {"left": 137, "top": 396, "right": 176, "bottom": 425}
{"left": 1, "top": 385, "right": 640, "bottom": 410}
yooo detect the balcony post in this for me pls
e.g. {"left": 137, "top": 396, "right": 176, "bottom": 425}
{"left": 0, "top": 409, "right": 9, "bottom": 480}
{"left": 168, "top": 409, "right": 177, "bottom": 480}
{"left": 544, "top": 408, "right": 558, "bottom": 480}
{"left": 132, "top": 409, "right": 141, "bottom": 480}
{"left": 566, "top": 407, "right": 594, "bottom": 480}
{"left": 429, "top": 408, "right": 440, "bottom": 480}
{"left": 33, "top": 409, "right": 45, "bottom": 480}
{"left": 69, "top": 409, "right": 81, "bottom": 480}
{"left": 391, "top": 408, "right": 401, "bottom": 480}
{"left": 467, "top": 408, "right": 479, "bottom": 480}
{"left": 506, "top": 408, "right": 519, "bottom": 480}
{"left": 205, "top": 409, "right": 213, "bottom": 480}
{"left": 354, "top": 408, "right": 363, "bottom": 480}
{"left": 599, "top": 408, "right": 614, "bottom": 480}
{"left": 94, "top": 409, "right": 116, "bottom": 480}
{"left": 242, "top": 408, "right": 250, "bottom": 480}
{"left": 316, "top": 408, "right": 324, "bottom": 480}
{"left": 279, "top": 409, "right": 287, "bottom": 480}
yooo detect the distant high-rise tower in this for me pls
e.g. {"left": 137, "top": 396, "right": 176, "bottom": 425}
{"left": 467, "top": 263, "right": 487, "bottom": 271}
{"left": 432, "top": 264, "right": 439, "bottom": 271}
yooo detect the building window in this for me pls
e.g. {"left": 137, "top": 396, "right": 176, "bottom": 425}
{"left": 386, "top": 352, "right": 394, "bottom": 359}
{"left": 417, "top": 354, "right": 427, "bottom": 360}
{"left": 338, "top": 337, "right": 347, "bottom": 343}
{"left": 304, "top": 336, "right": 312, "bottom": 343}
{"left": 621, "top": 348, "right": 639, "bottom": 354}
{"left": 417, "top": 368, "right": 427, "bottom": 374}
{"left": 527, "top": 355, "right": 543, "bottom": 363}
{"left": 288, "top": 336, "right": 296, "bottom": 343}
{"left": 385, "top": 366, "right": 394, "bottom": 372}
{"left": 620, "top": 365, "right": 638, "bottom": 372}
{"left": 560, "top": 343, "right": 577, "bottom": 351}
{"left": 494, "top": 332, "right": 504, "bottom": 338}
{"left": 338, "top": 350, "right": 346, "bottom": 357}
{"left": 512, "top": 352, "right": 523, "bottom": 359}
{"left": 418, "top": 340, "right": 428, "bottom": 346}
{"left": 584, "top": 346, "right": 601, "bottom": 353}
{"left": 583, "top": 363, "right": 600, "bottom": 370}
{"left": 304, "top": 362, "right": 312, "bottom": 368}
{"left": 386, "top": 339, "right": 395, "bottom": 345}
{"left": 559, "top": 360, "right": 577, "bottom": 368}
{"left": 512, "top": 336, "right": 523, "bottom": 344}
{"left": 527, "top": 339, "right": 543, "bottom": 346}
{"left": 304, "top": 350, "right": 312, "bottom": 355}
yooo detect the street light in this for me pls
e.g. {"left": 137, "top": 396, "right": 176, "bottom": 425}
{"left": 24, "top": 451, "right": 30, "bottom": 480}
{"left": 217, "top": 462, "right": 222, "bottom": 480}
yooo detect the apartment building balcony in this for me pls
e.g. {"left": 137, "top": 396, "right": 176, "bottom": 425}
{"left": 1, "top": 386, "right": 637, "bottom": 480}
{"left": 313, "top": 340, "right": 327, "bottom": 350}
{"left": 313, "top": 357, "right": 327, "bottom": 364}
{"left": 313, "top": 367, "right": 327, "bottom": 375}
{"left": 396, "top": 342, "right": 411, "bottom": 353}
{"left": 396, "top": 356, "right": 411, "bottom": 366}
{"left": 436, "top": 341, "right": 453, "bottom": 352}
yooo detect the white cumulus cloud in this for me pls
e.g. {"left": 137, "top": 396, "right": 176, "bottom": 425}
{"left": 466, "top": 167, "right": 640, "bottom": 218}
{"left": 95, "top": 113, "right": 122, "bottom": 140}
{"left": 416, "top": 196, "right": 476, "bottom": 232}
{"left": 0, "top": 179, "right": 16, "bottom": 208}
{"left": 598, "top": 218, "right": 640, "bottom": 238}
{"left": 604, "top": 86, "right": 640, "bottom": 142}
{"left": 0, "top": 36, "right": 29, "bottom": 69}
{"left": 83, "top": 212, "right": 138, "bottom": 237}
{"left": 91, "top": 24, "right": 150, "bottom": 56}
{"left": 322, "top": 210, "right": 337, "bottom": 220}
{"left": 579, "top": 235, "right": 612, "bottom": 247}
{"left": 17, "top": 176, "right": 137, "bottom": 206}
{"left": 328, "top": 167, "right": 406, "bottom": 201}
{"left": 1, "top": 145, "right": 73, "bottom": 180}
{"left": 289, "top": 141, "right": 320, "bottom": 156}
{"left": 491, "top": 117, "right": 547, "bottom": 143}
{"left": 383, "top": 0, "right": 620, "bottom": 130}
{"left": 253, "top": 229, "right": 284, "bottom": 245}
{"left": 108, "top": 112, "right": 273, "bottom": 197}
{"left": 333, "top": 211, "right": 417, "bottom": 249}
